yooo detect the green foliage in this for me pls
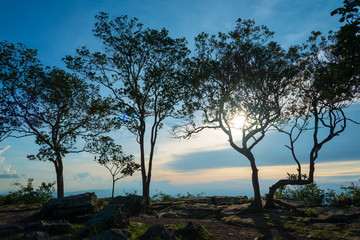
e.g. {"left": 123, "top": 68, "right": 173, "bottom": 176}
{"left": 176, "top": 192, "right": 205, "bottom": 199}
{"left": 151, "top": 191, "right": 205, "bottom": 202}
{"left": 128, "top": 224, "right": 148, "bottom": 240}
{"left": 274, "top": 174, "right": 325, "bottom": 205}
{"left": 2, "top": 178, "right": 55, "bottom": 205}
{"left": 325, "top": 180, "right": 360, "bottom": 207}
{"left": 124, "top": 190, "right": 138, "bottom": 197}
{"left": 172, "top": 222, "right": 213, "bottom": 240}
{"left": 151, "top": 191, "right": 174, "bottom": 202}
{"left": 275, "top": 175, "right": 360, "bottom": 208}
{"left": 87, "top": 136, "right": 140, "bottom": 198}
{"left": 304, "top": 207, "right": 319, "bottom": 217}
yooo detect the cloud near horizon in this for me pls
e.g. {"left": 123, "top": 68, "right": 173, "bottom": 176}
{"left": 152, "top": 160, "right": 360, "bottom": 186}
{"left": 73, "top": 172, "right": 104, "bottom": 185}
{"left": 0, "top": 145, "right": 24, "bottom": 178}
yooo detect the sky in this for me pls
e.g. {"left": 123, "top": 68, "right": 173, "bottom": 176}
{"left": 1, "top": 0, "right": 359, "bottom": 198}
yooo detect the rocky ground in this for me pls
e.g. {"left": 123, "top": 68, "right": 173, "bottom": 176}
{"left": 0, "top": 194, "right": 360, "bottom": 239}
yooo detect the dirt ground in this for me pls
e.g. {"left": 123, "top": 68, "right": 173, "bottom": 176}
{"left": 1, "top": 199, "right": 360, "bottom": 240}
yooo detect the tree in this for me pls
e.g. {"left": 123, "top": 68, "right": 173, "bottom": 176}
{"left": 265, "top": 1, "right": 360, "bottom": 208}
{"left": 331, "top": 0, "right": 360, "bottom": 79}
{"left": 64, "top": 13, "right": 189, "bottom": 206}
{"left": 87, "top": 136, "right": 140, "bottom": 198}
{"left": 265, "top": 30, "right": 359, "bottom": 208}
{"left": 175, "top": 19, "right": 299, "bottom": 209}
{"left": 0, "top": 42, "right": 42, "bottom": 142}
{"left": 1, "top": 41, "right": 109, "bottom": 198}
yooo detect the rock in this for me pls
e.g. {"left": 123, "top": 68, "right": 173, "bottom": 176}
{"left": 158, "top": 203, "right": 216, "bottom": 219}
{"left": 23, "top": 231, "right": 49, "bottom": 240}
{"left": 210, "top": 196, "right": 248, "bottom": 205}
{"left": 274, "top": 199, "right": 319, "bottom": 209}
{"left": 139, "top": 224, "right": 177, "bottom": 240}
{"left": 0, "top": 223, "right": 24, "bottom": 235}
{"left": 90, "top": 228, "right": 131, "bottom": 240}
{"left": 173, "top": 197, "right": 211, "bottom": 204}
{"left": 87, "top": 203, "right": 129, "bottom": 232}
{"left": 41, "top": 192, "right": 97, "bottom": 219}
{"left": 110, "top": 195, "right": 144, "bottom": 216}
{"left": 26, "top": 220, "right": 73, "bottom": 235}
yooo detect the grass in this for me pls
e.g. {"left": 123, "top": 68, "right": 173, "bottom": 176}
{"left": 283, "top": 220, "right": 349, "bottom": 239}
{"left": 171, "top": 221, "right": 213, "bottom": 240}
{"left": 128, "top": 223, "right": 149, "bottom": 240}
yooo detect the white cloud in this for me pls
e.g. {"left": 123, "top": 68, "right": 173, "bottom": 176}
{"left": 73, "top": 171, "right": 104, "bottom": 185}
{"left": 0, "top": 145, "right": 10, "bottom": 155}
{"left": 149, "top": 160, "right": 360, "bottom": 186}
{"left": 0, "top": 145, "right": 21, "bottom": 178}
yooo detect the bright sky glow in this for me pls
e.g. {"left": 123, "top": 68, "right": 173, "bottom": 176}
{"left": 0, "top": 0, "right": 359, "bottom": 197}
{"left": 231, "top": 115, "right": 247, "bottom": 130}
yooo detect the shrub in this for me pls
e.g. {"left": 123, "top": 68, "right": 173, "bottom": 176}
{"left": 151, "top": 191, "right": 174, "bottom": 202}
{"left": 325, "top": 180, "right": 360, "bottom": 207}
{"left": 2, "top": 178, "right": 55, "bottom": 205}
{"left": 128, "top": 224, "right": 148, "bottom": 240}
{"left": 176, "top": 192, "right": 205, "bottom": 199}
{"left": 274, "top": 174, "right": 325, "bottom": 205}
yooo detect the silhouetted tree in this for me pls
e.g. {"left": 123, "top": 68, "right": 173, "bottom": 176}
{"left": 331, "top": 0, "right": 360, "bottom": 81}
{"left": 175, "top": 19, "right": 299, "bottom": 209}
{"left": 265, "top": 30, "right": 360, "bottom": 208}
{"left": 0, "top": 42, "right": 109, "bottom": 198}
{"left": 0, "top": 42, "right": 42, "bottom": 142}
{"left": 87, "top": 136, "right": 140, "bottom": 198}
{"left": 64, "top": 13, "right": 189, "bottom": 206}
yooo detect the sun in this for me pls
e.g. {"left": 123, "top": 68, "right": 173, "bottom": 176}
{"left": 232, "top": 115, "right": 246, "bottom": 129}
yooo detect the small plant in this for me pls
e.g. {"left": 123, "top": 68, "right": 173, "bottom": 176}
{"left": 151, "top": 191, "right": 174, "bottom": 202}
{"left": 128, "top": 224, "right": 148, "bottom": 240}
{"left": 2, "top": 178, "right": 55, "bottom": 205}
{"left": 172, "top": 222, "right": 213, "bottom": 240}
{"left": 304, "top": 207, "right": 318, "bottom": 217}
{"left": 124, "top": 190, "right": 138, "bottom": 196}
{"left": 176, "top": 192, "right": 205, "bottom": 199}
{"left": 274, "top": 173, "right": 325, "bottom": 205}
{"left": 325, "top": 180, "right": 360, "bottom": 207}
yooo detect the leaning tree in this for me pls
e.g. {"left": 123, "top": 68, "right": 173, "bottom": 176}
{"left": 175, "top": 19, "right": 300, "bottom": 209}
{"left": 0, "top": 41, "right": 110, "bottom": 198}
{"left": 65, "top": 13, "right": 189, "bottom": 206}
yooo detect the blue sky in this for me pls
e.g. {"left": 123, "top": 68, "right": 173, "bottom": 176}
{"left": 1, "top": 0, "right": 359, "bottom": 198}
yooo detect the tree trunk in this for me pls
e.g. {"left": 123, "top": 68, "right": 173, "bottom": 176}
{"left": 112, "top": 177, "right": 115, "bottom": 198}
{"left": 54, "top": 157, "right": 64, "bottom": 198}
{"left": 142, "top": 179, "right": 150, "bottom": 207}
{"left": 265, "top": 162, "right": 315, "bottom": 208}
{"left": 249, "top": 157, "right": 262, "bottom": 209}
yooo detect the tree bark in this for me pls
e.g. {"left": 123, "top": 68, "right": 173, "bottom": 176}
{"left": 54, "top": 157, "right": 64, "bottom": 198}
{"left": 247, "top": 153, "right": 262, "bottom": 209}
{"left": 265, "top": 162, "right": 315, "bottom": 208}
{"left": 112, "top": 176, "right": 115, "bottom": 198}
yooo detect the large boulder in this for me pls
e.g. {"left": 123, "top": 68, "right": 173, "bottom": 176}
{"left": 25, "top": 220, "right": 73, "bottom": 235}
{"left": 87, "top": 203, "right": 129, "bottom": 232}
{"left": 41, "top": 192, "right": 97, "bottom": 219}
{"left": 110, "top": 195, "right": 144, "bottom": 216}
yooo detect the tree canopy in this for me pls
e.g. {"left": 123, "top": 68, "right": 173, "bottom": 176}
{"left": 1, "top": 41, "right": 109, "bottom": 198}
{"left": 65, "top": 12, "right": 189, "bottom": 205}
{"left": 176, "top": 19, "right": 300, "bottom": 209}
